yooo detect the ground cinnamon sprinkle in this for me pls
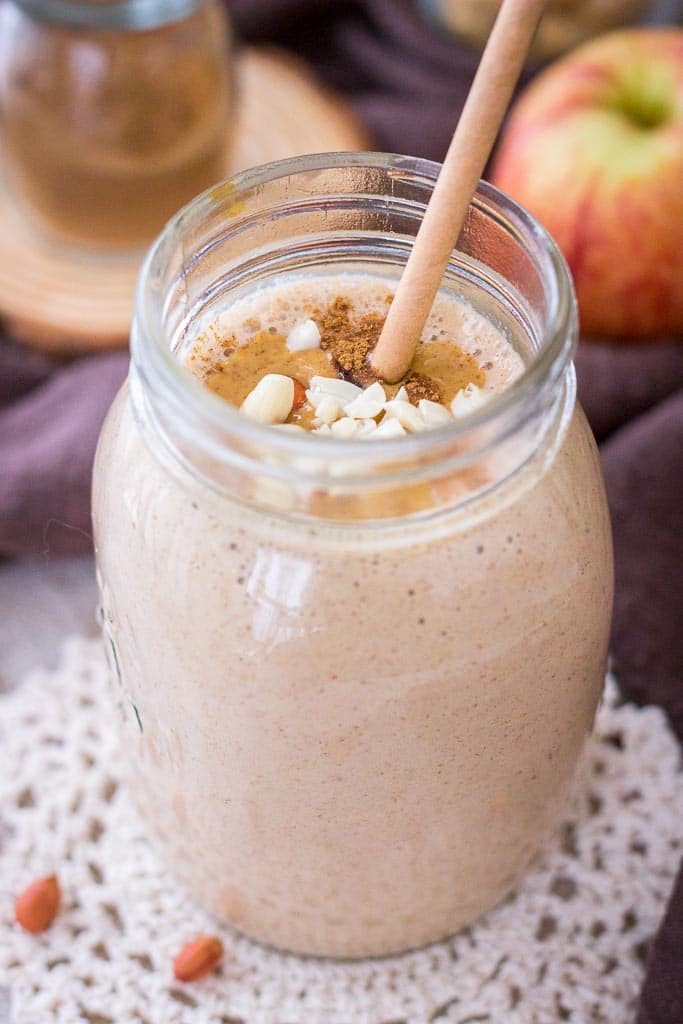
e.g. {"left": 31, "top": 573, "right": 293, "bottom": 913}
{"left": 317, "top": 296, "right": 442, "bottom": 403}
{"left": 317, "top": 297, "right": 384, "bottom": 387}
{"left": 403, "top": 373, "right": 441, "bottom": 404}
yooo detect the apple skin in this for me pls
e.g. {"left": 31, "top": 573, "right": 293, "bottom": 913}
{"left": 491, "top": 29, "right": 683, "bottom": 339}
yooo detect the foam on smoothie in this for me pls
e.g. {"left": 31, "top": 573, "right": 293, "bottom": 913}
{"left": 185, "top": 272, "right": 524, "bottom": 414}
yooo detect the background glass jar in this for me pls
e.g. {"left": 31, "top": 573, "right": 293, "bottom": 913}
{"left": 0, "top": 0, "right": 233, "bottom": 251}
{"left": 93, "top": 153, "right": 613, "bottom": 958}
{"left": 421, "top": 0, "right": 655, "bottom": 63}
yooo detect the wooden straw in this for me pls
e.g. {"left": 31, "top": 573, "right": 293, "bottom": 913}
{"left": 370, "top": 0, "right": 547, "bottom": 383}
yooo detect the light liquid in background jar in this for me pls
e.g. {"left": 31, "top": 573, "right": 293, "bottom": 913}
{"left": 0, "top": 6, "right": 232, "bottom": 250}
{"left": 184, "top": 271, "right": 525, "bottom": 423}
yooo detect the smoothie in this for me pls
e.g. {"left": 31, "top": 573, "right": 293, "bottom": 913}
{"left": 94, "top": 267, "right": 613, "bottom": 957}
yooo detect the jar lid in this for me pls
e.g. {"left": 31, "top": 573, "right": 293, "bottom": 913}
{"left": 12, "top": 0, "right": 203, "bottom": 30}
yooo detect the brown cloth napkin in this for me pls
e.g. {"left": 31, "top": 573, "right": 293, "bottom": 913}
{"left": 0, "top": 2, "right": 680, "bottom": 1017}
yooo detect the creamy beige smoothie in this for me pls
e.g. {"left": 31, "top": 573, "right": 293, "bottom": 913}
{"left": 93, "top": 266, "right": 613, "bottom": 957}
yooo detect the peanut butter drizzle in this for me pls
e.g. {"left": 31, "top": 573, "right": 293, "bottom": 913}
{"left": 196, "top": 296, "right": 486, "bottom": 430}
{"left": 408, "top": 343, "right": 485, "bottom": 404}
{"left": 203, "top": 331, "right": 337, "bottom": 428}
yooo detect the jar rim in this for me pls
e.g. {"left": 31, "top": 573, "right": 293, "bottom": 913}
{"left": 133, "top": 151, "right": 577, "bottom": 471}
{"left": 12, "top": 0, "right": 203, "bottom": 30}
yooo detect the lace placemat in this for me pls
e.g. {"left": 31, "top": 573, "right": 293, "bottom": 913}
{"left": 0, "top": 637, "right": 681, "bottom": 1024}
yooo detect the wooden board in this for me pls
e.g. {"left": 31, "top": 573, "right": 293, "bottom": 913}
{"left": 0, "top": 48, "right": 368, "bottom": 353}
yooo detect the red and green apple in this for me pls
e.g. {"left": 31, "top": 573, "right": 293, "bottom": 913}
{"left": 492, "top": 29, "right": 683, "bottom": 339}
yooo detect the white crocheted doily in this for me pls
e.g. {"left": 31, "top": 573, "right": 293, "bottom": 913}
{"left": 0, "top": 637, "right": 681, "bottom": 1024}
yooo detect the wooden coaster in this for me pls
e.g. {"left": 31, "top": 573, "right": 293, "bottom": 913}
{"left": 0, "top": 47, "right": 368, "bottom": 353}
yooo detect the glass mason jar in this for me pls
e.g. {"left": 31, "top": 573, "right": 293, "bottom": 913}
{"left": 93, "top": 153, "right": 613, "bottom": 958}
{"left": 0, "top": 0, "right": 233, "bottom": 251}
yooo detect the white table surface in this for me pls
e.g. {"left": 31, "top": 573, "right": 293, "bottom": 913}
{"left": 1, "top": 556, "right": 98, "bottom": 1023}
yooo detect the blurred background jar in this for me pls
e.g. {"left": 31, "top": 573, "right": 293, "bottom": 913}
{"left": 0, "top": 0, "right": 234, "bottom": 252}
{"left": 423, "top": 0, "right": 656, "bottom": 63}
